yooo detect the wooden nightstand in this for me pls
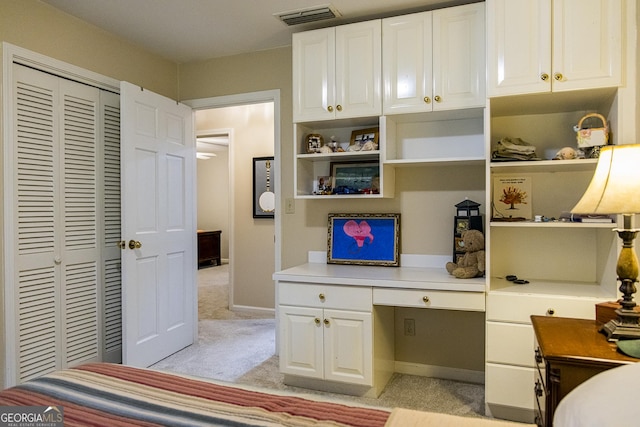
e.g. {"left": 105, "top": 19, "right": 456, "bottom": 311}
{"left": 197, "top": 230, "right": 221, "bottom": 267}
{"left": 531, "top": 315, "right": 637, "bottom": 426}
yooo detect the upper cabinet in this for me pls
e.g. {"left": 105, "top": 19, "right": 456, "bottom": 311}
{"left": 382, "top": 3, "right": 485, "bottom": 115}
{"left": 292, "top": 20, "right": 382, "bottom": 123}
{"left": 487, "top": 0, "right": 623, "bottom": 97}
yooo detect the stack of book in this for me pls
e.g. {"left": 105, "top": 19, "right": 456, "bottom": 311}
{"left": 559, "top": 212, "right": 615, "bottom": 223}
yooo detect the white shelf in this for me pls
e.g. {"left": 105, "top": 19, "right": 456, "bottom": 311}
{"left": 296, "top": 151, "right": 379, "bottom": 162}
{"left": 490, "top": 158, "right": 597, "bottom": 174}
{"left": 490, "top": 221, "right": 616, "bottom": 229}
{"left": 489, "top": 277, "right": 616, "bottom": 300}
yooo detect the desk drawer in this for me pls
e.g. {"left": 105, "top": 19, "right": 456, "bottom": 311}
{"left": 486, "top": 363, "right": 536, "bottom": 410}
{"left": 487, "top": 293, "right": 598, "bottom": 323}
{"left": 373, "top": 288, "right": 484, "bottom": 311}
{"left": 486, "top": 321, "right": 534, "bottom": 366}
{"left": 278, "top": 282, "right": 371, "bottom": 311}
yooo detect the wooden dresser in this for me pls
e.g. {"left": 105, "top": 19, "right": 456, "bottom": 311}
{"left": 197, "top": 230, "right": 222, "bottom": 267}
{"left": 531, "top": 316, "right": 637, "bottom": 426}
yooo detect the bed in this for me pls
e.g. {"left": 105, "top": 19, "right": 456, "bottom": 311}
{"left": 0, "top": 363, "right": 531, "bottom": 426}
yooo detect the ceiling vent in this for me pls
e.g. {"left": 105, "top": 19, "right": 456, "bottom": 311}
{"left": 274, "top": 4, "right": 341, "bottom": 26}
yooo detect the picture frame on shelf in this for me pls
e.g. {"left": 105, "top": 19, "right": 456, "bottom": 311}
{"left": 492, "top": 176, "right": 532, "bottom": 221}
{"left": 330, "top": 161, "right": 380, "bottom": 195}
{"left": 305, "top": 133, "right": 323, "bottom": 153}
{"left": 252, "top": 156, "right": 275, "bottom": 218}
{"left": 349, "top": 127, "right": 379, "bottom": 151}
{"left": 327, "top": 213, "right": 400, "bottom": 267}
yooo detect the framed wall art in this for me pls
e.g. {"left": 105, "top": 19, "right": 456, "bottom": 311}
{"left": 330, "top": 161, "right": 380, "bottom": 194}
{"left": 327, "top": 213, "right": 400, "bottom": 266}
{"left": 349, "top": 127, "right": 379, "bottom": 150}
{"left": 253, "top": 156, "right": 275, "bottom": 218}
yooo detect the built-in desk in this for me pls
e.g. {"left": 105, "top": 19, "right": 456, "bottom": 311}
{"left": 273, "top": 253, "right": 486, "bottom": 397}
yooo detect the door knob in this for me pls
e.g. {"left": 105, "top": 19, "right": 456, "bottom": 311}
{"left": 128, "top": 240, "right": 142, "bottom": 249}
{"left": 434, "top": 95, "right": 442, "bottom": 102}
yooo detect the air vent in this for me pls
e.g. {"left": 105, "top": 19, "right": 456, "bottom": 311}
{"left": 274, "top": 4, "right": 341, "bottom": 26}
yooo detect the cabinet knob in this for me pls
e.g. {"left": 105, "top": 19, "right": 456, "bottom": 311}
{"left": 323, "top": 318, "right": 330, "bottom": 326}
{"left": 423, "top": 96, "right": 431, "bottom": 104}
{"left": 547, "top": 308, "right": 555, "bottom": 316}
{"left": 422, "top": 296, "right": 430, "bottom": 303}
{"left": 434, "top": 95, "right": 442, "bottom": 103}
{"left": 315, "top": 318, "right": 321, "bottom": 325}
{"left": 336, "top": 104, "right": 342, "bottom": 111}
{"left": 540, "top": 73, "right": 549, "bottom": 81}
{"left": 554, "top": 73, "right": 563, "bottom": 81}
{"left": 319, "top": 293, "right": 325, "bottom": 301}
{"left": 327, "top": 105, "right": 334, "bottom": 112}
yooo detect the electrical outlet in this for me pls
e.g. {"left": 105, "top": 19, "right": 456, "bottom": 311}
{"left": 285, "top": 198, "right": 295, "bottom": 214}
{"left": 404, "top": 318, "right": 415, "bottom": 336}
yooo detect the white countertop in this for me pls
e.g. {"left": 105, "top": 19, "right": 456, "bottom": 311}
{"left": 273, "top": 262, "right": 486, "bottom": 293}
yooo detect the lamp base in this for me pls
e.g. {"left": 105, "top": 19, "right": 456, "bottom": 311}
{"left": 601, "top": 308, "right": 640, "bottom": 341}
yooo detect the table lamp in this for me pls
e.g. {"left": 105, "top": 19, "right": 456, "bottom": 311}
{"left": 571, "top": 144, "right": 640, "bottom": 341}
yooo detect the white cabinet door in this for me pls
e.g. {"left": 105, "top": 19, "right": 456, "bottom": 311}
{"left": 551, "top": 0, "right": 622, "bottom": 92}
{"left": 487, "top": 0, "right": 550, "bottom": 96}
{"left": 279, "top": 305, "right": 324, "bottom": 379}
{"left": 293, "top": 21, "right": 381, "bottom": 123}
{"left": 382, "top": 12, "right": 432, "bottom": 114}
{"left": 383, "top": 3, "right": 485, "bottom": 114}
{"left": 432, "top": 2, "right": 485, "bottom": 110}
{"left": 292, "top": 28, "right": 335, "bottom": 123}
{"left": 487, "top": 0, "right": 622, "bottom": 96}
{"left": 278, "top": 304, "right": 373, "bottom": 386}
{"left": 323, "top": 309, "right": 373, "bottom": 386}
{"left": 335, "top": 20, "right": 382, "bottom": 119}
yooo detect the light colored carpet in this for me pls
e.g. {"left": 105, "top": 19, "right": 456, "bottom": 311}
{"left": 151, "top": 264, "right": 487, "bottom": 418}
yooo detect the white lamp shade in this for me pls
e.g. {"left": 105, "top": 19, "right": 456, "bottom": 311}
{"left": 571, "top": 144, "right": 640, "bottom": 215}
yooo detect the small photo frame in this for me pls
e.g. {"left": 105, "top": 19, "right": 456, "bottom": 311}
{"left": 327, "top": 213, "right": 400, "bottom": 267}
{"left": 253, "top": 156, "right": 275, "bottom": 218}
{"left": 306, "top": 133, "right": 323, "bottom": 153}
{"left": 350, "top": 127, "right": 379, "bottom": 149}
{"left": 330, "top": 161, "right": 380, "bottom": 195}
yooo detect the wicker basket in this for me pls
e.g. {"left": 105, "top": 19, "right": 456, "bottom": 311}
{"left": 574, "top": 113, "right": 609, "bottom": 148}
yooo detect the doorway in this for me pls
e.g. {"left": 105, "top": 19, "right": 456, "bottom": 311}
{"left": 192, "top": 98, "right": 279, "bottom": 315}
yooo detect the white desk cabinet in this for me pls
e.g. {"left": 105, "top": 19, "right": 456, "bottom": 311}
{"left": 278, "top": 283, "right": 373, "bottom": 386}
{"left": 292, "top": 20, "right": 381, "bottom": 123}
{"left": 487, "top": 0, "right": 622, "bottom": 96}
{"left": 382, "top": 2, "right": 485, "bottom": 114}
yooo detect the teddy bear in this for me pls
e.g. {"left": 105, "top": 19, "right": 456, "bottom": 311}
{"left": 446, "top": 229, "right": 485, "bottom": 279}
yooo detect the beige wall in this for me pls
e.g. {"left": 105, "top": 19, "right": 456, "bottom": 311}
{"left": 197, "top": 150, "right": 230, "bottom": 260}
{"left": 196, "top": 104, "right": 275, "bottom": 310}
{"left": 0, "top": 0, "right": 178, "bottom": 99}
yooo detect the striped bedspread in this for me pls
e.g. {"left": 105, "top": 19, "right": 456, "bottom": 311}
{"left": 0, "top": 363, "right": 390, "bottom": 426}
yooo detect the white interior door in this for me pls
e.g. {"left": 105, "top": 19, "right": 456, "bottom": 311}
{"left": 120, "top": 82, "right": 196, "bottom": 367}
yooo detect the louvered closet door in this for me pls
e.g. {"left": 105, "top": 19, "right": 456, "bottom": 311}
{"left": 100, "top": 92, "right": 122, "bottom": 364}
{"left": 10, "top": 64, "right": 120, "bottom": 384}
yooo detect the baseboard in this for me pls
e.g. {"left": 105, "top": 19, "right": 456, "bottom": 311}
{"left": 230, "top": 304, "right": 275, "bottom": 317}
{"left": 394, "top": 361, "right": 485, "bottom": 385}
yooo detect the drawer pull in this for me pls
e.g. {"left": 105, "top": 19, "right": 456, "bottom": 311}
{"left": 423, "top": 96, "right": 431, "bottom": 104}
{"left": 535, "top": 348, "right": 543, "bottom": 364}
{"left": 434, "top": 95, "right": 442, "bottom": 103}
{"left": 547, "top": 308, "right": 555, "bottom": 316}
{"left": 315, "top": 318, "right": 321, "bottom": 325}
{"left": 535, "top": 379, "right": 544, "bottom": 397}
{"left": 422, "top": 296, "right": 430, "bottom": 303}
{"left": 540, "top": 73, "right": 549, "bottom": 81}
{"left": 319, "top": 293, "right": 325, "bottom": 301}
{"left": 323, "top": 318, "right": 330, "bottom": 326}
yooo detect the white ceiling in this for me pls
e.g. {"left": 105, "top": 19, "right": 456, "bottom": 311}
{"left": 41, "top": 0, "right": 475, "bottom": 63}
